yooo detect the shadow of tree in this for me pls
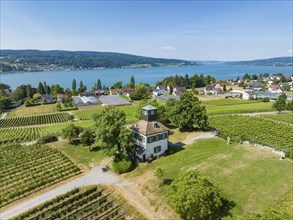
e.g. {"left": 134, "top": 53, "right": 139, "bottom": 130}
{"left": 163, "top": 178, "right": 174, "bottom": 185}
{"left": 90, "top": 146, "right": 101, "bottom": 152}
{"left": 219, "top": 198, "right": 236, "bottom": 218}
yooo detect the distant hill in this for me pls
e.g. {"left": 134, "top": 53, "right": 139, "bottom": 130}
{"left": 0, "top": 50, "right": 195, "bottom": 73}
{"left": 227, "top": 57, "right": 293, "bottom": 66}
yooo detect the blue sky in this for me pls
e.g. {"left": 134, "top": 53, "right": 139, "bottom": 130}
{"left": 1, "top": 1, "right": 292, "bottom": 61}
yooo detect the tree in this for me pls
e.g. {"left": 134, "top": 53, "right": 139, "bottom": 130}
{"left": 130, "top": 76, "right": 135, "bottom": 87}
{"left": 62, "top": 124, "right": 83, "bottom": 144}
{"left": 33, "top": 93, "right": 41, "bottom": 100}
{"left": 93, "top": 106, "right": 128, "bottom": 155}
{"left": 287, "top": 100, "right": 293, "bottom": 112}
{"left": 118, "top": 127, "right": 134, "bottom": 156}
{"left": 167, "top": 170, "right": 223, "bottom": 220}
{"left": 166, "top": 91, "right": 208, "bottom": 130}
{"left": 97, "top": 79, "right": 102, "bottom": 90}
{"left": 43, "top": 81, "right": 48, "bottom": 94}
{"left": 78, "top": 80, "right": 86, "bottom": 93}
{"left": 51, "top": 84, "right": 64, "bottom": 97}
{"left": 80, "top": 129, "right": 96, "bottom": 151}
{"left": 112, "top": 81, "right": 123, "bottom": 89}
{"left": 26, "top": 84, "right": 32, "bottom": 98}
{"left": 11, "top": 85, "right": 27, "bottom": 101}
{"left": 72, "top": 79, "right": 77, "bottom": 95}
{"left": 38, "top": 82, "right": 45, "bottom": 94}
{"left": 154, "top": 168, "right": 165, "bottom": 186}
{"left": 273, "top": 94, "right": 287, "bottom": 112}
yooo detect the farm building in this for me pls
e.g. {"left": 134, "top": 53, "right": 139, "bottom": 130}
{"left": 73, "top": 96, "right": 101, "bottom": 106}
{"left": 130, "top": 105, "right": 169, "bottom": 162}
{"left": 99, "top": 95, "right": 130, "bottom": 106}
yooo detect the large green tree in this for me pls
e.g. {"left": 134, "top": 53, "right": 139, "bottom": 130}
{"left": 80, "top": 128, "right": 96, "bottom": 151}
{"left": 97, "top": 79, "right": 102, "bottom": 90}
{"left": 11, "top": 85, "right": 27, "bottom": 101}
{"left": 37, "top": 82, "right": 45, "bottom": 94}
{"left": 62, "top": 124, "right": 83, "bottom": 144}
{"left": 167, "top": 170, "right": 223, "bottom": 220}
{"left": 93, "top": 106, "right": 133, "bottom": 155}
{"left": 166, "top": 91, "right": 208, "bottom": 130}
{"left": 287, "top": 100, "right": 293, "bottom": 112}
{"left": 72, "top": 79, "right": 77, "bottom": 95}
{"left": 273, "top": 94, "right": 287, "bottom": 112}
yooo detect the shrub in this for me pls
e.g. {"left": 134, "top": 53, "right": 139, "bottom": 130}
{"left": 112, "top": 159, "right": 132, "bottom": 174}
{"left": 37, "top": 135, "right": 58, "bottom": 144}
{"left": 262, "top": 97, "right": 270, "bottom": 102}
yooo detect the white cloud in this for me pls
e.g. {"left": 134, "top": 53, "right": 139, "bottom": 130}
{"left": 288, "top": 49, "right": 293, "bottom": 53}
{"left": 160, "top": 46, "right": 176, "bottom": 50}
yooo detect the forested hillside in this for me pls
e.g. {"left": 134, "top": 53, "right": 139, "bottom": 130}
{"left": 0, "top": 50, "right": 194, "bottom": 72}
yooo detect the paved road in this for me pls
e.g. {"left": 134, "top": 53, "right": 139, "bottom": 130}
{"left": 0, "top": 166, "right": 120, "bottom": 220}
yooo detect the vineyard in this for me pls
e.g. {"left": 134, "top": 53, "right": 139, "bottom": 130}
{"left": 204, "top": 101, "right": 273, "bottom": 115}
{"left": 209, "top": 115, "right": 293, "bottom": 159}
{"left": 74, "top": 109, "right": 101, "bottom": 120}
{"left": 0, "top": 144, "right": 81, "bottom": 207}
{"left": 0, "top": 121, "right": 95, "bottom": 144}
{"left": 259, "top": 113, "right": 293, "bottom": 125}
{"left": 0, "top": 112, "right": 71, "bottom": 128}
{"left": 12, "top": 185, "right": 144, "bottom": 220}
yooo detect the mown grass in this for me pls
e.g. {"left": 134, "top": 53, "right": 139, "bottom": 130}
{"left": 126, "top": 138, "right": 293, "bottom": 219}
{"left": 48, "top": 139, "right": 108, "bottom": 171}
{"left": 8, "top": 104, "right": 57, "bottom": 117}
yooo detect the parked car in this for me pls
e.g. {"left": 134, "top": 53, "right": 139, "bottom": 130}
{"left": 101, "top": 165, "right": 108, "bottom": 172}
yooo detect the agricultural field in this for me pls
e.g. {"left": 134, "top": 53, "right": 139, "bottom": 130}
{"left": 48, "top": 139, "right": 108, "bottom": 170}
{"left": 209, "top": 115, "right": 293, "bottom": 159}
{"left": 202, "top": 99, "right": 273, "bottom": 115}
{"left": 125, "top": 138, "right": 293, "bottom": 219}
{"left": 259, "top": 113, "right": 293, "bottom": 125}
{"left": 0, "top": 112, "right": 71, "bottom": 128}
{"left": 0, "top": 121, "right": 95, "bottom": 144}
{"left": 74, "top": 104, "right": 137, "bottom": 124}
{"left": 0, "top": 144, "right": 81, "bottom": 208}
{"left": 12, "top": 185, "right": 144, "bottom": 220}
{"left": 8, "top": 104, "right": 57, "bottom": 117}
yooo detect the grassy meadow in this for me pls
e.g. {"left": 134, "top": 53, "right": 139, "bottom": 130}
{"left": 8, "top": 104, "right": 57, "bottom": 117}
{"left": 125, "top": 138, "right": 293, "bottom": 219}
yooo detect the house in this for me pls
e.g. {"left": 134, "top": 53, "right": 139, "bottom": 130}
{"left": 153, "top": 85, "right": 167, "bottom": 96}
{"left": 121, "top": 88, "right": 135, "bottom": 98}
{"left": 204, "top": 85, "right": 217, "bottom": 95}
{"left": 247, "top": 81, "right": 263, "bottom": 91}
{"left": 130, "top": 105, "right": 169, "bottom": 162}
{"left": 39, "top": 94, "right": 54, "bottom": 103}
{"left": 243, "top": 91, "right": 257, "bottom": 100}
{"left": 110, "top": 89, "right": 121, "bottom": 96}
{"left": 57, "top": 94, "right": 69, "bottom": 102}
{"left": 8, "top": 100, "right": 22, "bottom": 108}
{"left": 153, "top": 89, "right": 162, "bottom": 96}
{"left": 268, "top": 84, "right": 284, "bottom": 93}
{"left": 173, "top": 86, "right": 186, "bottom": 96}
{"left": 215, "top": 88, "right": 223, "bottom": 94}
{"left": 94, "top": 90, "right": 105, "bottom": 96}
{"left": 80, "top": 91, "right": 95, "bottom": 97}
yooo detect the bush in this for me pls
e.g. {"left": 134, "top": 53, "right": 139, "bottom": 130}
{"left": 112, "top": 159, "right": 132, "bottom": 174}
{"left": 37, "top": 135, "right": 58, "bottom": 144}
{"left": 262, "top": 97, "right": 270, "bottom": 102}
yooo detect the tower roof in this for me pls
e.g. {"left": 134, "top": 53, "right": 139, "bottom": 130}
{"left": 142, "top": 105, "right": 157, "bottom": 111}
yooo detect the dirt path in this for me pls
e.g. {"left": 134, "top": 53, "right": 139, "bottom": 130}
{"left": 0, "top": 112, "right": 8, "bottom": 119}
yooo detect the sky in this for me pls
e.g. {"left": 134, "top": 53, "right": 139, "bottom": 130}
{"left": 0, "top": 0, "right": 292, "bottom": 61}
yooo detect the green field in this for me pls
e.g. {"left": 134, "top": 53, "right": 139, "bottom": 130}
{"left": 203, "top": 100, "right": 273, "bottom": 115}
{"left": 12, "top": 185, "right": 144, "bottom": 220}
{"left": 8, "top": 104, "right": 57, "bottom": 117}
{"left": 259, "top": 113, "right": 293, "bottom": 125}
{"left": 0, "top": 144, "right": 81, "bottom": 207}
{"left": 48, "top": 139, "right": 108, "bottom": 170}
{"left": 126, "top": 138, "right": 293, "bottom": 219}
{"left": 74, "top": 104, "right": 137, "bottom": 124}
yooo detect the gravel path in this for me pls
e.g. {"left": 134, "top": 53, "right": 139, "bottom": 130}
{"left": 0, "top": 166, "right": 120, "bottom": 220}
{"left": 0, "top": 112, "right": 8, "bottom": 119}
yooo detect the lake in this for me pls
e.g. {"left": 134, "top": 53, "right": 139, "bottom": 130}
{"left": 1, "top": 64, "right": 292, "bottom": 89}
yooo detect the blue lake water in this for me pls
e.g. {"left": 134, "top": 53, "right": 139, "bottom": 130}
{"left": 1, "top": 64, "right": 292, "bottom": 89}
